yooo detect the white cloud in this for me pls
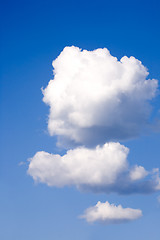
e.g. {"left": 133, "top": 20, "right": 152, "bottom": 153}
{"left": 42, "top": 46, "right": 158, "bottom": 147}
{"left": 129, "top": 165, "right": 148, "bottom": 181}
{"left": 80, "top": 201, "right": 142, "bottom": 224}
{"left": 27, "top": 46, "right": 160, "bottom": 224}
{"left": 28, "top": 142, "right": 160, "bottom": 194}
{"left": 157, "top": 196, "right": 160, "bottom": 204}
{"left": 28, "top": 142, "right": 128, "bottom": 187}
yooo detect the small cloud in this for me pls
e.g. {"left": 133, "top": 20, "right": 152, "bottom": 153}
{"left": 27, "top": 142, "right": 160, "bottom": 195}
{"left": 80, "top": 201, "right": 142, "bottom": 224}
{"left": 18, "top": 161, "right": 26, "bottom": 166}
{"left": 157, "top": 196, "right": 160, "bottom": 204}
{"left": 129, "top": 165, "right": 148, "bottom": 181}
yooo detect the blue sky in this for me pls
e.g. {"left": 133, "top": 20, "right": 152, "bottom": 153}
{"left": 1, "top": 0, "right": 160, "bottom": 239}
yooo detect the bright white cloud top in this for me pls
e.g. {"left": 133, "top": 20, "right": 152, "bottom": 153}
{"left": 80, "top": 201, "right": 142, "bottom": 224}
{"left": 42, "top": 46, "right": 158, "bottom": 147}
{"left": 28, "top": 142, "right": 160, "bottom": 194}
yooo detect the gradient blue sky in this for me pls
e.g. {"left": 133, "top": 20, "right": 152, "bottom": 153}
{"left": 1, "top": 0, "right": 160, "bottom": 239}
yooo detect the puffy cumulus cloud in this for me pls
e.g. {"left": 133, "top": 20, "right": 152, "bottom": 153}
{"left": 27, "top": 142, "right": 160, "bottom": 194}
{"left": 42, "top": 46, "right": 158, "bottom": 147}
{"left": 28, "top": 142, "right": 128, "bottom": 187}
{"left": 27, "top": 46, "right": 160, "bottom": 224}
{"left": 80, "top": 201, "right": 142, "bottom": 224}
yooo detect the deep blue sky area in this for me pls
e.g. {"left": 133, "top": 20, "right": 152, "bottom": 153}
{"left": 0, "top": 0, "right": 160, "bottom": 239}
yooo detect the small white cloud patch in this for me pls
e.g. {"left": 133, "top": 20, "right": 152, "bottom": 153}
{"left": 80, "top": 201, "right": 142, "bottom": 224}
{"left": 129, "top": 165, "right": 148, "bottom": 181}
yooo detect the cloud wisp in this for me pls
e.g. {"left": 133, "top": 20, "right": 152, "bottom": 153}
{"left": 28, "top": 142, "right": 160, "bottom": 195}
{"left": 80, "top": 201, "right": 142, "bottom": 224}
{"left": 42, "top": 46, "right": 158, "bottom": 147}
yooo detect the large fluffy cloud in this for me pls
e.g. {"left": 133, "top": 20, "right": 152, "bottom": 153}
{"left": 80, "top": 201, "right": 142, "bottom": 224}
{"left": 42, "top": 46, "right": 158, "bottom": 147}
{"left": 27, "top": 46, "right": 160, "bottom": 224}
{"left": 28, "top": 142, "right": 160, "bottom": 194}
